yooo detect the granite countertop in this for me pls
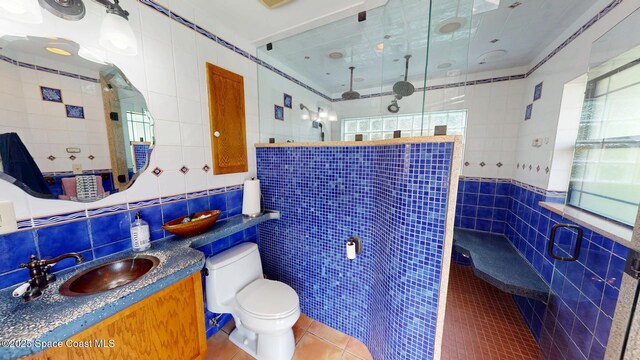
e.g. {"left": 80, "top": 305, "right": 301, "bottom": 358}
{"left": 453, "top": 228, "right": 550, "bottom": 302}
{"left": 0, "top": 211, "right": 280, "bottom": 359}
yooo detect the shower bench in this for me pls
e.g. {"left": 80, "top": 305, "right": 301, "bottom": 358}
{"left": 453, "top": 228, "right": 550, "bottom": 302}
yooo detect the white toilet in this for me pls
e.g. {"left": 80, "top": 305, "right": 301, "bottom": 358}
{"left": 205, "top": 242, "right": 300, "bottom": 360}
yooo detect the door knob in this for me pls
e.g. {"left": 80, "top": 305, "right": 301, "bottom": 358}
{"left": 214, "top": 131, "right": 220, "bottom": 138}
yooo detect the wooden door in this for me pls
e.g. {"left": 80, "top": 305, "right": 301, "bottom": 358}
{"left": 206, "top": 63, "right": 248, "bottom": 174}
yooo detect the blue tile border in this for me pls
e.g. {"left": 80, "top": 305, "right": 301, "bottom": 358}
{"left": 138, "top": 0, "right": 622, "bottom": 102}
{"left": 1, "top": 55, "right": 99, "bottom": 83}
{"left": 17, "top": 185, "right": 244, "bottom": 229}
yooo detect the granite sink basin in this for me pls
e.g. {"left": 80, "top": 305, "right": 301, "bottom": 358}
{"left": 59, "top": 255, "right": 160, "bottom": 296}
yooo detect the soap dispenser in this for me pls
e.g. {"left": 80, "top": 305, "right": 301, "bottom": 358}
{"left": 131, "top": 212, "right": 151, "bottom": 252}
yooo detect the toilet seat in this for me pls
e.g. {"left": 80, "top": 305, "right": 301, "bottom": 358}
{"left": 237, "top": 279, "right": 299, "bottom": 320}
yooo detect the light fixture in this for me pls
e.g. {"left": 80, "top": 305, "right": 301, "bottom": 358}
{"left": 39, "top": 0, "right": 85, "bottom": 19}
{"left": 37, "top": 0, "right": 137, "bottom": 56}
{"left": 46, "top": 47, "right": 71, "bottom": 56}
{"left": 375, "top": 42, "right": 384, "bottom": 53}
{"left": 300, "top": 104, "right": 317, "bottom": 121}
{"left": 318, "top": 108, "right": 328, "bottom": 120}
{"left": 477, "top": 49, "right": 507, "bottom": 64}
{"left": 0, "top": 0, "right": 43, "bottom": 24}
{"left": 98, "top": 0, "right": 137, "bottom": 56}
{"left": 437, "top": 17, "right": 467, "bottom": 34}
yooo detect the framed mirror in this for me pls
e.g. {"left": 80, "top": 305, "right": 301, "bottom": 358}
{"left": 0, "top": 35, "right": 155, "bottom": 202}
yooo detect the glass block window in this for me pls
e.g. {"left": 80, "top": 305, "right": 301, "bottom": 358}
{"left": 126, "top": 111, "right": 153, "bottom": 143}
{"left": 341, "top": 110, "right": 467, "bottom": 141}
{"left": 568, "top": 60, "right": 640, "bottom": 226}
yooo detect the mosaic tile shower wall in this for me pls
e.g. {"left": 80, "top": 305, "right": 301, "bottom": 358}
{"left": 256, "top": 142, "right": 455, "bottom": 360}
{"left": 454, "top": 178, "right": 629, "bottom": 360}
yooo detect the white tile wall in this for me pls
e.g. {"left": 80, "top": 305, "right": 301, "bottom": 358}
{"left": 514, "top": 0, "right": 639, "bottom": 191}
{"left": 0, "top": 60, "right": 110, "bottom": 174}
{"left": 0, "top": 0, "right": 261, "bottom": 220}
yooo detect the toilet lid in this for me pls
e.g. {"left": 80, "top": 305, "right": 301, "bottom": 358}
{"left": 236, "top": 279, "right": 299, "bottom": 319}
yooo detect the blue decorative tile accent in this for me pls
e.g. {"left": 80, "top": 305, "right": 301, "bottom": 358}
{"left": 274, "top": 104, "right": 284, "bottom": 120}
{"left": 188, "top": 195, "right": 210, "bottom": 214}
{"left": 525, "top": 103, "right": 533, "bottom": 120}
{"left": 534, "top": 82, "right": 543, "bottom": 101}
{"left": 283, "top": 93, "right": 292, "bottom": 108}
{"left": 256, "top": 142, "right": 454, "bottom": 359}
{"left": 65, "top": 105, "right": 85, "bottom": 119}
{"left": 40, "top": 86, "right": 62, "bottom": 103}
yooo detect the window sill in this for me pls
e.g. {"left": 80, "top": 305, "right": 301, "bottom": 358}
{"left": 539, "top": 202, "right": 633, "bottom": 245}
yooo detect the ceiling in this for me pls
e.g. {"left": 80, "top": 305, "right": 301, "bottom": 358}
{"left": 249, "top": 0, "right": 610, "bottom": 97}
{"left": 186, "top": 0, "right": 389, "bottom": 46}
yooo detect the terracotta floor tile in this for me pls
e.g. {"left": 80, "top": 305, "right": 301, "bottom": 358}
{"left": 341, "top": 351, "right": 361, "bottom": 360}
{"left": 345, "top": 337, "right": 372, "bottom": 360}
{"left": 292, "top": 333, "right": 344, "bottom": 360}
{"left": 295, "top": 313, "right": 314, "bottom": 330}
{"left": 293, "top": 324, "right": 307, "bottom": 344}
{"left": 222, "top": 318, "right": 236, "bottom": 334}
{"left": 204, "top": 331, "right": 241, "bottom": 360}
{"left": 307, "top": 321, "right": 350, "bottom": 349}
{"left": 442, "top": 263, "right": 542, "bottom": 360}
{"left": 230, "top": 350, "right": 255, "bottom": 360}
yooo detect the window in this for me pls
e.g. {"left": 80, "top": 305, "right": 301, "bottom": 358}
{"left": 341, "top": 110, "right": 467, "bottom": 141}
{"left": 126, "top": 111, "right": 153, "bottom": 143}
{"left": 568, "top": 59, "right": 640, "bottom": 226}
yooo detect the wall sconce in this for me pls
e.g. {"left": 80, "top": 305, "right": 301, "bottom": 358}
{"left": 0, "top": 0, "right": 43, "bottom": 24}
{"left": 38, "top": 0, "right": 137, "bottom": 56}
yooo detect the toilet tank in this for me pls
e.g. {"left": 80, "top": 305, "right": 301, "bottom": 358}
{"left": 205, "top": 242, "right": 263, "bottom": 312}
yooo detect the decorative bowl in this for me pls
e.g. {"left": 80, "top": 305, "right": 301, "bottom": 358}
{"left": 162, "top": 210, "right": 221, "bottom": 237}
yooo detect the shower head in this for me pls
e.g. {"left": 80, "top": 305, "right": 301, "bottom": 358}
{"left": 393, "top": 55, "right": 415, "bottom": 97}
{"left": 342, "top": 66, "right": 361, "bottom": 100}
{"left": 387, "top": 98, "right": 400, "bottom": 113}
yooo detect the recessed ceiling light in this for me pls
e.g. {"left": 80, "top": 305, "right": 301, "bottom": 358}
{"left": 490, "top": 38, "right": 500, "bottom": 43}
{"left": 384, "top": 35, "right": 391, "bottom": 39}
{"left": 509, "top": 1, "right": 522, "bottom": 9}
{"left": 328, "top": 49, "right": 345, "bottom": 59}
{"left": 437, "top": 17, "right": 467, "bottom": 34}
{"left": 375, "top": 43, "right": 384, "bottom": 52}
{"left": 437, "top": 62, "right": 453, "bottom": 69}
{"left": 477, "top": 50, "right": 507, "bottom": 64}
{"left": 326, "top": 72, "right": 331, "bottom": 75}
{"left": 393, "top": 58, "right": 400, "bottom": 62}
{"left": 354, "top": 77, "right": 364, "bottom": 82}
{"left": 46, "top": 47, "right": 71, "bottom": 56}
{"left": 304, "top": 56, "right": 310, "bottom": 60}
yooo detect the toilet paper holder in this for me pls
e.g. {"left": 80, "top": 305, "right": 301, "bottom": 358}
{"left": 347, "top": 236, "right": 363, "bottom": 255}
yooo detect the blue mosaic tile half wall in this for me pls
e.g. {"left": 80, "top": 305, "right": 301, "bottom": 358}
{"left": 0, "top": 188, "right": 244, "bottom": 291}
{"left": 454, "top": 177, "right": 629, "bottom": 360}
{"left": 256, "top": 142, "right": 456, "bottom": 360}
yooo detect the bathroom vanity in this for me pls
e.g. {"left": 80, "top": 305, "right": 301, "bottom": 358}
{"left": 24, "top": 273, "right": 206, "bottom": 360}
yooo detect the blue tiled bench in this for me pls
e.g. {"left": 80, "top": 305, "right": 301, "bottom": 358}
{"left": 453, "top": 228, "right": 550, "bottom": 302}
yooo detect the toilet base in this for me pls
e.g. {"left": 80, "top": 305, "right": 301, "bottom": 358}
{"left": 228, "top": 326, "right": 295, "bottom": 360}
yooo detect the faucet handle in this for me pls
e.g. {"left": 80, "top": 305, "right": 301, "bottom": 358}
{"left": 18, "top": 255, "right": 39, "bottom": 269}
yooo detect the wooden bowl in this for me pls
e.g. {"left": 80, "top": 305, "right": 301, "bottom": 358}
{"left": 163, "top": 210, "right": 221, "bottom": 237}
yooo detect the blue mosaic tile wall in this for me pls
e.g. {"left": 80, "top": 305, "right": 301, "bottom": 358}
{"left": 454, "top": 178, "right": 629, "bottom": 360}
{"left": 0, "top": 189, "right": 243, "bottom": 290}
{"left": 256, "top": 142, "right": 455, "bottom": 360}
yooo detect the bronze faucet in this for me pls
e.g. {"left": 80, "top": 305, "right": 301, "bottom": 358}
{"left": 18, "top": 253, "right": 85, "bottom": 301}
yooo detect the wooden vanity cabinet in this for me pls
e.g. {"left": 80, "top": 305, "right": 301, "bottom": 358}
{"left": 25, "top": 272, "right": 207, "bottom": 360}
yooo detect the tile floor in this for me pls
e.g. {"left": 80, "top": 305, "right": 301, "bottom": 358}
{"left": 442, "top": 262, "right": 543, "bottom": 360}
{"left": 204, "top": 314, "right": 373, "bottom": 360}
